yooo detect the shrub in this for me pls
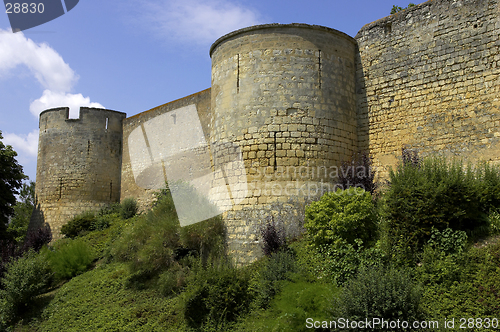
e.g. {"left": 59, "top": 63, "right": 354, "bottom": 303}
{"left": 426, "top": 227, "right": 468, "bottom": 256}
{"left": 250, "top": 249, "right": 296, "bottom": 309}
{"left": 98, "top": 202, "right": 121, "bottom": 216}
{"left": 45, "top": 239, "right": 94, "bottom": 280}
{"left": 260, "top": 217, "right": 287, "bottom": 257}
{"left": 120, "top": 197, "right": 138, "bottom": 219}
{"left": 417, "top": 243, "right": 500, "bottom": 319}
{"left": 337, "top": 265, "right": 422, "bottom": 324}
{"left": 305, "top": 188, "right": 377, "bottom": 247}
{"left": 314, "top": 239, "right": 385, "bottom": 286}
{"left": 383, "top": 154, "right": 489, "bottom": 262}
{"left": 0, "top": 250, "right": 51, "bottom": 325}
{"left": 60, "top": 211, "right": 96, "bottom": 238}
{"left": 488, "top": 210, "right": 500, "bottom": 235}
{"left": 110, "top": 188, "right": 225, "bottom": 282}
{"left": 22, "top": 225, "right": 52, "bottom": 253}
{"left": 183, "top": 263, "right": 252, "bottom": 328}
{"left": 157, "top": 263, "right": 189, "bottom": 297}
{"left": 337, "top": 151, "right": 377, "bottom": 194}
{"left": 90, "top": 214, "right": 112, "bottom": 231}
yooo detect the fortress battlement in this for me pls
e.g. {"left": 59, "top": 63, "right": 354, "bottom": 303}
{"left": 30, "top": 0, "right": 500, "bottom": 263}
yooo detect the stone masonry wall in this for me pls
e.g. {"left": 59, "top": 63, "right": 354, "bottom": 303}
{"left": 210, "top": 24, "right": 357, "bottom": 264}
{"left": 120, "top": 89, "right": 212, "bottom": 210}
{"left": 30, "top": 108, "right": 126, "bottom": 240}
{"left": 356, "top": 0, "right": 500, "bottom": 177}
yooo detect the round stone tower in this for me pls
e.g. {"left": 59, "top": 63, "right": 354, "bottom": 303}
{"left": 29, "top": 107, "right": 126, "bottom": 240}
{"left": 209, "top": 23, "right": 358, "bottom": 263}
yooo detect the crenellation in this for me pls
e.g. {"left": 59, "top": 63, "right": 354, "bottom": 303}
{"left": 29, "top": 0, "right": 500, "bottom": 264}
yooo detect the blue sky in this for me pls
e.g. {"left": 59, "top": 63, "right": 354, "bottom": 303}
{"left": 0, "top": 0, "right": 417, "bottom": 181}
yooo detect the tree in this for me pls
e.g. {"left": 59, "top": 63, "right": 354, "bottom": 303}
{"left": 7, "top": 181, "right": 35, "bottom": 244}
{"left": 391, "top": 3, "right": 416, "bottom": 14}
{"left": 0, "top": 131, "right": 26, "bottom": 241}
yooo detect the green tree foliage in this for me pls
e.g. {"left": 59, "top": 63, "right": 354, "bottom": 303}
{"left": 391, "top": 3, "right": 416, "bottom": 14}
{"left": 337, "top": 265, "right": 422, "bottom": 324}
{"left": 7, "top": 181, "right": 35, "bottom": 244}
{"left": 183, "top": 263, "right": 252, "bottom": 328}
{"left": 304, "top": 188, "right": 377, "bottom": 247}
{"left": 44, "top": 239, "right": 94, "bottom": 280}
{"left": 60, "top": 211, "right": 96, "bottom": 238}
{"left": 0, "top": 131, "right": 26, "bottom": 240}
{"left": 382, "top": 154, "right": 500, "bottom": 262}
{"left": 120, "top": 197, "right": 138, "bottom": 219}
{"left": 110, "top": 185, "right": 226, "bottom": 283}
{"left": 0, "top": 250, "right": 51, "bottom": 325}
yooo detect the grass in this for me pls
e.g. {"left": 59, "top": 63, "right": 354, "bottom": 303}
{"left": 37, "top": 263, "right": 187, "bottom": 332}
{"left": 5, "top": 158, "right": 500, "bottom": 331}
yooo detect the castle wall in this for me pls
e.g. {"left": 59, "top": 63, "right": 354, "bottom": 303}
{"left": 30, "top": 107, "right": 126, "bottom": 239}
{"left": 120, "top": 88, "right": 212, "bottom": 210}
{"left": 210, "top": 24, "right": 357, "bottom": 264}
{"left": 356, "top": 0, "right": 500, "bottom": 176}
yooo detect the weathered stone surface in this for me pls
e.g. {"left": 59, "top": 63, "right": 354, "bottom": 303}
{"left": 31, "top": 0, "right": 500, "bottom": 263}
{"left": 29, "top": 108, "right": 126, "bottom": 240}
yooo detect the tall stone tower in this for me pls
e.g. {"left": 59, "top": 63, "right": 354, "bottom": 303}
{"left": 209, "top": 23, "right": 358, "bottom": 263}
{"left": 29, "top": 107, "right": 126, "bottom": 240}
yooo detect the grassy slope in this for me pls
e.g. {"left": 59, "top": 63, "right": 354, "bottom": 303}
{"left": 36, "top": 263, "right": 187, "bottom": 332}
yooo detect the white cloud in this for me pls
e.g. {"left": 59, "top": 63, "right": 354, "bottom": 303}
{"left": 0, "top": 29, "right": 103, "bottom": 118}
{"left": 30, "top": 90, "right": 105, "bottom": 119}
{"left": 0, "top": 29, "right": 77, "bottom": 92}
{"left": 3, "top": 129, "right": 39, "bottom": 158}
{"left": 136, "top": 0, "right": 262, "bottom": 45}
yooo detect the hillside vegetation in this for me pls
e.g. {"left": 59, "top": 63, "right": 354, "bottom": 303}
{"left": 2, "top": 152, "right": 500, "bottom": 331}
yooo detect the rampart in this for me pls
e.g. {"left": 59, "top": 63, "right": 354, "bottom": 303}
{"left": 356, "top": 0, "right": 500, "bottom": 176}
{"left": 30, "top": 0, "right": 500, "bottom": 263}
{"left": 30, "top": 108, "right": 126, "bottom": 239}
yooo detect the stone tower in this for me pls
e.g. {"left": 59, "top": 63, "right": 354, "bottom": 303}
{"left": 209, "top": 23, "right": 358, "bottom": 263}
{"left": 29, "top": 107, "right": 126, "bottom": 240}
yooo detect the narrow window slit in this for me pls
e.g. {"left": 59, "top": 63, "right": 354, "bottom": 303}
{"left": 105, "top": 117, "right": 109, "bottom": 130}
{"left": 58, "top": 178, "right": 63, "bottom": 199}
{"left": 273, "top": 132, "right": 277, "bottom": 171}
{"left": 237, "top": 54, "right": 240, "bottom": 93}
{"left": 318, "top": 50, "right": 322, "bottom": 89}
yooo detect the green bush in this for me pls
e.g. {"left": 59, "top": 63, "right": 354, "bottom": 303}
{"left": 120, "top": 198, "right": 138, "bottom": 219}
{"left": 304, "top": 188, "right": 377, "bottom": 247}
{"left": 45, "top": 239, "right": 94, "bottom": 280}
{"left": 0, "top": 250, "right": 51, "bottom": 325}
{"left": 487, "top": 209, "right": 500, "bottom": 235}
{"left": 157, "top": 263, "right": 189, "bottom": 297}
{"left": 235, "top": 279, "right": 338, "bottom": 332}
{"left": 98, "top": 202, "right": 121, "bottom": 216}
{"left": 60, "top": 211, "right": 96, "bottom": 238}
{"left": 337, "top": 265, "right": 422, "bottom": 324}
{"left": 427, "top": 227, "right": 468, "bottom": 256}
{"left": 382, "top": 156, "right": 492, "bottom": 262}
{"left": 110, "top": 188, "right": 226, "bottom": 291}
{"left": 183, "top": 263, "right": 252, "bottom": 328}
{"left": 90, "top": 214, "right": 113, "bottom": 231}
{"left": 249, "top": 249, "right": 296, "bottom": 309}
{"left": 316, "top": 239, "right": 385, "bottom": 286}
{"left": 417, "top": 242, "right": 500, "bottom": 320}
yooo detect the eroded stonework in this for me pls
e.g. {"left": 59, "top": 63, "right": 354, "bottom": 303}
{"left": 31, "top": 0, "right": 500, "bottom": 263}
